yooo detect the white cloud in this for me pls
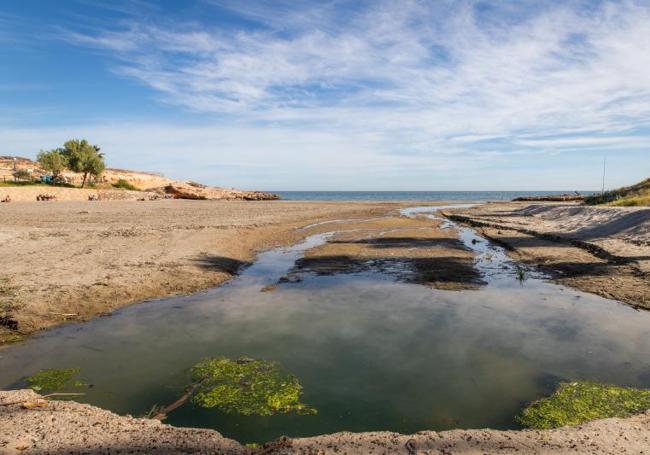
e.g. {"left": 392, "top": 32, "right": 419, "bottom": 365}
{"left": 63, "top": 1, "right": 650, "bottom": 138}
{"left": 8, "top": 0, "right": 650, "bottom": 189}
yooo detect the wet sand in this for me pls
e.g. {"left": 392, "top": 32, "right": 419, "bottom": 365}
{"left": 447, "top": 202, "right": 650, "bottom": 309}
{"left": 2, "top": 200, "right": 649, "bottom": 344}
{"left": 0, "top": 200, "right": 404, "bottom": 343}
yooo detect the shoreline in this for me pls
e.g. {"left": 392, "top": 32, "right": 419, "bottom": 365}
{"left": 1, "top": 199, "right": 649, "bottom": 453}
{"left": 0, "top": 200, "right": 407, "bottom": 345}
{"left": 1, "top": 389, "right": 648, "bottom": 454}
{"left": 2, "top": 199, "right": 649, "bottom": 345}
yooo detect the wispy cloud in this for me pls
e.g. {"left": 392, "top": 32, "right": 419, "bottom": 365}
{"left": 8, "top": 0, "right": 646, "bottom": 189}
{"left": 63, "top": 1, "right": 650, "bottom": 145}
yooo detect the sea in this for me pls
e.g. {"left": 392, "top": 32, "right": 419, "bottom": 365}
{"left": 273, "top": 190, "right": 592, "bottom": 201}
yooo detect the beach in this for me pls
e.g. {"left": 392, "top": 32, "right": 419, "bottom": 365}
{"left": 1, "top": 198, "right": 650, "bottom": 454}
{"left": 0, "top": 199, "right": 404, "bottom": 343}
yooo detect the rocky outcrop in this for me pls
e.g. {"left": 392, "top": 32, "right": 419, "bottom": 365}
{"left": 162, "top": 181, "right": 279, "bottom": 201}
{"left": 0, "top": 155, "right": 280, "bottom": 201}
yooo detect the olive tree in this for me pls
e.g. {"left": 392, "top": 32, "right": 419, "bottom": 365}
{"left": 61, "top": 139, "right": 105, "bottom": 187}
{"left": 37, "top": 150, "right": 68, "bottom": 181}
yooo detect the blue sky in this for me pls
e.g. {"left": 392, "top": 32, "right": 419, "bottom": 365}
{"left": 1, "top": 0, "right": 649, "bottom": 191}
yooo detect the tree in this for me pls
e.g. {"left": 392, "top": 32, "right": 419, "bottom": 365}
{"left": 61, "top": 139, "right": 105, "bottom": 187}
{"left": 12, "top": 169, "right": 31, "bottom": 181}
{"left": 37, "top": 150, "right": 68, "bottom": 180}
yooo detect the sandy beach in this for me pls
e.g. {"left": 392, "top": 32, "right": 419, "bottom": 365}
{"left": 2, "top": 198, "right": 650, "bottom": 454}
{"left": 0, "top": 200, "right": 406, "bottom": 343}
{"left": 2, "top": 198, "right": 649, "bottom": 339}
{"left": 448, "top": 202, "right": 650, "bottom": 309}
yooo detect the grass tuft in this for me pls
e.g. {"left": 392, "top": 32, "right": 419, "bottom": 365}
{"left": 112, "top": 179, "right": 140, "bottom": 191}
{"left": 584, "top": 177, "right": 650, "bottom": 206}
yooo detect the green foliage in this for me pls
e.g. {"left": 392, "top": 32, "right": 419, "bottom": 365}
{"left": 585, "top": 177, "right": 650, "bottom": 206}
{"left": 12, "top": 169, "right": 31, "bottom": 181}
{"left": 189, "top": 357, "right": 317, "bottom": 416}
{"left": 61, "top": 139, "right": 105, "bottom": 187}
{"left": 608, "top": 194, "right": 650, "bottom": 207}
{"left": 514, "top": 265, "right": 527, "bottom": 283}
{"left": 27, "top": 368, "right": 86, "bottom": 392}
{"left": 517, "top": 381, "right": 650, "bottom": 429}
{"left": 112, "top": 179, "right": 139, "bottom": 191}
{"left": 37, "top": 149, "right": 68, "bottom": 179}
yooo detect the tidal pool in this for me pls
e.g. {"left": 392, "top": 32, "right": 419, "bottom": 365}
{"left": 1, "top": 206, "right": 649, "bottom": 444}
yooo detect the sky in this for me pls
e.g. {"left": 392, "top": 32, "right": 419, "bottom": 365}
{"left": 1, "top": 0, "right": 650, "bottom": 191}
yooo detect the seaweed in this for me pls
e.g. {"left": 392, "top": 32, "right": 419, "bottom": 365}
{"left": 27, "top": 368, "right": 86, "bottom": 392}
{"left": 190, "top": 357, "right": 316, "bottom": 416}
{"left": 517, "top": 381, "right": 650, "bottom": 429}
{"left": 152, "top": 356, "right": 316, "bottom": 420}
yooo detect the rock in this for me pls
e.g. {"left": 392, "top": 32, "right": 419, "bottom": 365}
{"left": 162, "top": 182, "right": 279, "bottom": 201}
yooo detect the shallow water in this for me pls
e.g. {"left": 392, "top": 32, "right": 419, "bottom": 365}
{"left": 1, "top": 206, "right": 649, "bottom": 444}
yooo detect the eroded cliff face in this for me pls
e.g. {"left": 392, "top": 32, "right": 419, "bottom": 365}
{"left": 0, "top": 156, "right": 278, "bottom": 200}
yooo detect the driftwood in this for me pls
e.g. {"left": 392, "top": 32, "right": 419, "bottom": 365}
{"left": 149, "top": 382, "right": 203, "bottom": 420}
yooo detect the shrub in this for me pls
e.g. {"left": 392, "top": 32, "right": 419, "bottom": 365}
{"left": 12, "top": 169, "right": 32, "bottom": 181}
{"left": 112, "top": 179, "right": 139, "bottom": 191}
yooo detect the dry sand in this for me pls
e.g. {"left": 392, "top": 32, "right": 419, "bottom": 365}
{"left": 2, "top": 390, "right": 649, "bottom": 454}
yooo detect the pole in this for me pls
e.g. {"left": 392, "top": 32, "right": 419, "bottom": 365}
{"left": 601, "top": 157, "right": 607, "bottom": 194}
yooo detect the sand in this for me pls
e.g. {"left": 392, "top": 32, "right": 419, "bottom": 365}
{"left": 448, "top": 202, "right": 650, "bottom": 309}
{"left": 0, "top": 199, "right": 403, "bottom": 343}
{"left": 2, "top": 390, "right": 649, "bottom": 454}
{"left": 2, "top": 199, "right": 650, "bottom": 453}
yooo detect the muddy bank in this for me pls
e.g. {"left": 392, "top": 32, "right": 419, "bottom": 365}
{"left": 0, "top": 200, "right": 404, "bottom": 344}
{"left": 287, "top": 214, "right": 483, "bottom": 290}
{"left": 447, "top": 203, "right": 650, "bottom": 309}
{"left": 1, "top": 390, "right": 648, "bottom": 454}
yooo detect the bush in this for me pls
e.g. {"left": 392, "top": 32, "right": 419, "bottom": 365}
{"left": 12, "top": 169, "right": 32, "bottom": 181}
{"left": 37, "top": 150, "right": 68, "bottom": 180}
{"left": 112, "top": 179, "right": 139, "bottom": 191}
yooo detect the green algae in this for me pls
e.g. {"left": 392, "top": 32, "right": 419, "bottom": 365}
{"left": 517, "top": 381, "right": 650, "bottom": 429}
{"left": 189, "top": 357, "right": 316, "bottom": 416}
{"left": 27, "top": 368, "right": 86, "bottom": 392}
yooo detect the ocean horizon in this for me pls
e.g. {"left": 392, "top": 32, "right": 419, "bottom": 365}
{"left": 273, "top": 190, "right": 594, "bottom": 201}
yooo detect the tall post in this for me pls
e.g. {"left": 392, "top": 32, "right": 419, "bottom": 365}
{"left": 601, "top": 157, "right": 607, "bottom": 194}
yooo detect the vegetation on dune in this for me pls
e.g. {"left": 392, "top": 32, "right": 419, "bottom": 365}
{"left": 27, "top": 368, "right": 87, "bottom": 392}
{"left": 585, "top": 177, "right": 650, "bottom": 206}
{"left": 3, "top": 139, "right": 106, "bottom": 188}
{"left": 151, "top": 356, "right": 316, "bottom": 420}
{"left": 517, "top": 381, "right": 650, "bottom": 429}
{"left": 11, "top": 169, "right": 31, "bottom": 181}
{"left": 112, "top": 179, "right": 139, "bottom": 191}
{"left": 0, "top": 181, "right": 76, "bottom": 188}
